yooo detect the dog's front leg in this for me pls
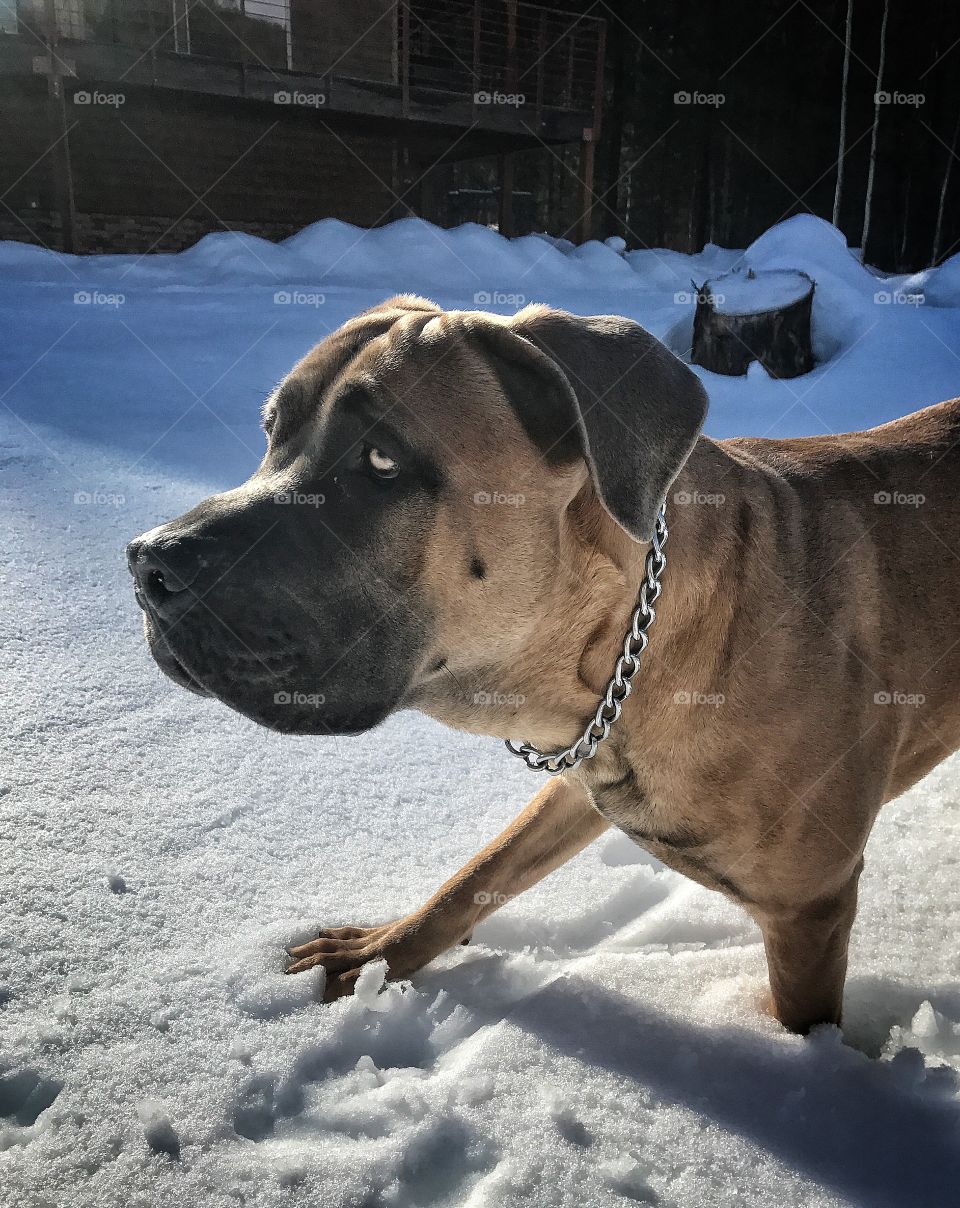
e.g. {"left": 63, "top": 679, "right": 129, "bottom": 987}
{"left": 756, "top": 870, "right": 861, "bottom": 1033}
{"left": 286, "top": 775, "right": 608, "bottom": 1000}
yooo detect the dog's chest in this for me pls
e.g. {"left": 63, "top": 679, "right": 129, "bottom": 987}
{"left": 580, "top": 757, "right": 751, "bottom": 904}
{"left": 580, "top": 750, "right": 689, "bottom": 840}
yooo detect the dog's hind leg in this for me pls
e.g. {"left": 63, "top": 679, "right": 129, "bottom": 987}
{"left": 755, "top": 868, "right": 862, "bottom": 1033}
{"left": 286, "top": 775, "right": 609, "bottom": 1000}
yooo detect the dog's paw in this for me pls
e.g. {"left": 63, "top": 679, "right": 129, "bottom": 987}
{"left": 285, "top": 921, "right": 432, "bottom": 1002}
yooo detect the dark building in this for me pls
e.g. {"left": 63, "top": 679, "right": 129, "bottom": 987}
{"left": 0, "top": 0, "right": 605, "bottom": 254}
{"left": 0, "top": 2, "right": 957, "bottom": 269}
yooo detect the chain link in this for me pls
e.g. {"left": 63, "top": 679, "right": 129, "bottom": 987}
{"left": 505, "top": 505, "right": 668, "bottom": 775}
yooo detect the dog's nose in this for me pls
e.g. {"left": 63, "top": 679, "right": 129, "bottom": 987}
{"left": 126, "top": 533, "right": 203, "bottom": 612}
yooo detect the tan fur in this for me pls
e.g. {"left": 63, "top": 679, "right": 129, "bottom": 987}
{"left": 286, "top": 300, "right": 960, "bottom": 1033}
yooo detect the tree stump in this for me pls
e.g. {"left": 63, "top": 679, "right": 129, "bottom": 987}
{"left": 692, "top": 268, "right": 815, "bottom": 378}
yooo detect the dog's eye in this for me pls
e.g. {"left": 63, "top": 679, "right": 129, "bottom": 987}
{"left": 365, "top": 446, "right": 400, "bottom": 479}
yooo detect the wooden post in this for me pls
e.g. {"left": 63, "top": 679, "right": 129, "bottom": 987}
{"left": 280, "top": 0, "right": 291, "bottom": 70}
{"left": 505, "top": 0, "right": 518, "bottom": 94}
{"left": 577, "top": 16, "right": 605, "bottom": 243}
{"left": 535, "top": 8, "right": 546, "bottom": 130}
{"left": 472, "top": 0, "right": 482, "bottom": 95}
{"left": 42, "top": 0, "right": 76, "bottom": 253}
{"left": 400, "top": 0, "right": 410, "bottom": 117}
{"left": 592, "top": 16, "right": 605, "bottom": 139}
{"left": 498, "top": 151, "right": 515, "bottom": 237}
{"left": 419, "top": 159, "right": 438, "bottom": 225}
{"left": 577, "top": 132, "right": 595, "bottom": 244}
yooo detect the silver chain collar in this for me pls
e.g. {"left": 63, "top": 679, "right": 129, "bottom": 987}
{"left": 505, "top": 505, "right": 668, "bottom": 775}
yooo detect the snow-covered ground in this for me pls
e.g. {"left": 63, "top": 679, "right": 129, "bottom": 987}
{"left": 1, "top": 215, "right": 959, "bottom": 1206}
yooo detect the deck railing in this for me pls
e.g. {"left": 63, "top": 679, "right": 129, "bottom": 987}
{"left": 10, "top": 1, "right": 604, "bottom": 128}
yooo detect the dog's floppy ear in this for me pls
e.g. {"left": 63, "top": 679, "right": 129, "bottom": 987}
{"left": 472, "top": 306, "right": 708, "bottom": 542}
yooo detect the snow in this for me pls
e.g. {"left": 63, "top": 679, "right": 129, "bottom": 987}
{"left": 1, "top": 213, "right": 960, "bottom": 1206}
{"left": 707, "top": 268, "right": 813, "bottom": 315}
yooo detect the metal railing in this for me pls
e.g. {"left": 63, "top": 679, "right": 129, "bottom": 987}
{"left": 404, "top": 0, "right": 604, "bottom": 118}
{"left": 10, "top": 1, "right": 604, "bottom": 125}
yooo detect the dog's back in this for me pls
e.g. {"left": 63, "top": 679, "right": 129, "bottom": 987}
{"left": 724, "top": 397, "right": 960, "bottom": 796}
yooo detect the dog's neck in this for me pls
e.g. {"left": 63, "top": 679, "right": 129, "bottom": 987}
{"left": 413, "top": 436, "right": 751, "bottom": 754}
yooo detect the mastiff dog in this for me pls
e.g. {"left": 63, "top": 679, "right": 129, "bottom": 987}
{"left": 127, "top": 296, "right": 960, "bottom": 1034}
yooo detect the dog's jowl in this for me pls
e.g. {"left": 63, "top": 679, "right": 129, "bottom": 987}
{"left": 128, "top": 296, "right": 960, "bottom": 1033}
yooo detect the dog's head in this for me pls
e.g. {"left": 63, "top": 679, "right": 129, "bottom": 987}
{"left": 127, "top": 297, "right": 707, "bottom": 735}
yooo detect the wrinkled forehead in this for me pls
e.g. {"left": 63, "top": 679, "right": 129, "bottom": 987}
{"left": 278, "top": 310, "right": 528, "bottom": 466}
{"left": 350, "top": 317, "right": 522, "bottom": 453}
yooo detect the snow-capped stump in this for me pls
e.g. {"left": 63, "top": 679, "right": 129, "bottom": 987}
{"left": 692, "top": 268, "right": 815, "bottom": 378}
